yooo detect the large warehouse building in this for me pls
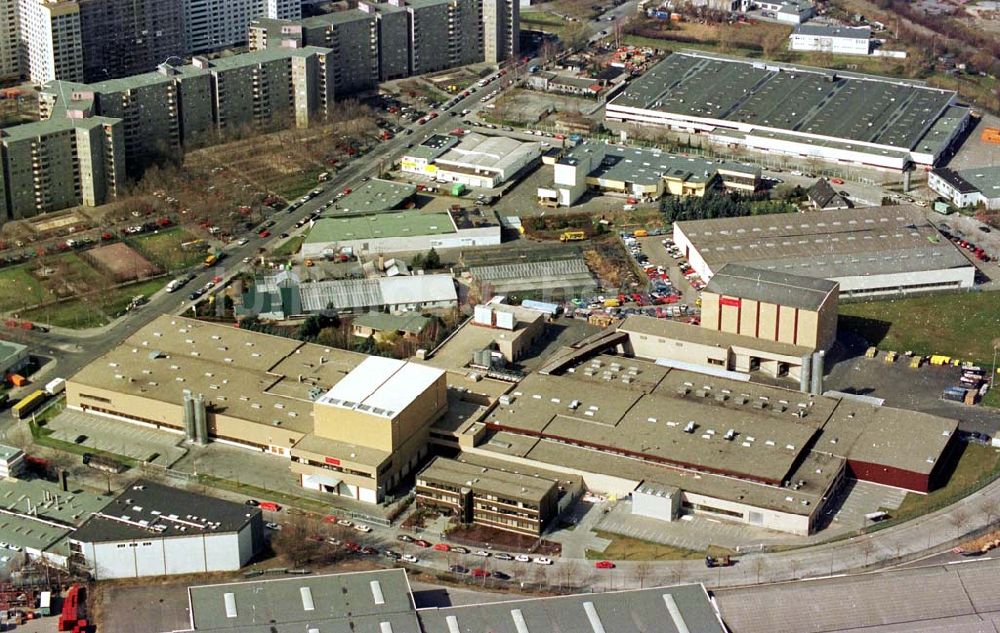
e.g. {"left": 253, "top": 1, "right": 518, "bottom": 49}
{"left": 537, "top": 141, "right": 760, "bottom": 207}
{"left": 173, "top": 569, "right": 727, "bottom": 633}
{"left": 673, "top": 205, "right": 976, "bottom": 297}
{"left": 449, "top": 353, "right": 958, "bottom": 535}
{"left": 69, "top": 481, "right": 263, "bottom": 580}
{"left": 303, "top": 208, "right": 502, "bottom": 257}
{"left": 606, "top": 52, "right": 970, "bottom": 170}
{"left": 65, "top": 316, "right": 455, "bottom": 504}
{"left": 401, "top": 132, "right": 541, "bottom": 189}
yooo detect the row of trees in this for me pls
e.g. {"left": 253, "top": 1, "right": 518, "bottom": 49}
{"left": 661, "top": 191, "right": 791, "bottom": 222}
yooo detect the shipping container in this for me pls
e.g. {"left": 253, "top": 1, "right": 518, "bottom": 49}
{"left": 44, "top": 377, "right": 65, "bottom": 395}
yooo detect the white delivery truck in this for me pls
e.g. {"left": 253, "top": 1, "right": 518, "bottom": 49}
{"left": 44, "top": 377, "right": 65, "bottom": 396}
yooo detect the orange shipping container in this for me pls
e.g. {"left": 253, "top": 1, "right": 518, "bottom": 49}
{"left": 9, "top": 374, "right": 26, "bottom": 387}
{"left": 982, "top": 128, "right": 1000, "bottom": 144}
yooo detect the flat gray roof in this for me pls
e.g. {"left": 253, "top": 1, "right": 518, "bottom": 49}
{"left": 610, "top": 52, "right": 955, "bottom": 151}
{"left": 715, "top": 556, "right": 1000, "bottom": 633}
{"left": 704, "top": 263, "right": 838, "bottom": 311}
{"left": 71, "top": 480, "right": 259, "bottom": 543}
{"left": 956, "top": 165, "right": 1000, "bottom": 197}
{"left": 568, "top": 141, "right": 758, "bottom": 187}
{"left": 419, "top": 583, "right": 727, "bottom": 633}
{"left": 187, "top": 568, "right": 418, "bottom": 632}
{"left": 488, "top": 371, "right": 819, "bottom": 485}
{"left": 418, "top": 455, "right": 559, "bottom": 503}
{"left": 329, "top": 179, "right": 416, "bottom": 215}
{"left": 820, "top": 402, "right": 957, "bottom": 476}
{"left": 675, "top": 205, "right": 973, "bottom": 279}
{"left": 69, "top": 315, "right": 366, "bottom": 434}
{"left": 793, "top": 24, "right": 871, "bottom": 38}
{"left": 469, "top": 259, "right": 597, "bottom": 293}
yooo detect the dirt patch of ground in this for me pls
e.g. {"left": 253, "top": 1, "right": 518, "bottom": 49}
{"left": 83, "top": 242, "right": 160, "bottom": 281}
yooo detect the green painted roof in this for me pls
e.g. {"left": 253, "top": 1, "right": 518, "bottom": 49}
{"left": 305, "top": 211, "right": 456, "bottom": 244}
{"left": 0, "top": 116, "right": 118, "bottom": 142}
{"left": 329, "top": 179, "right": 416, "bottom": 215}
{"left": 353, "top": 312, "right": 430, "bottom": 334}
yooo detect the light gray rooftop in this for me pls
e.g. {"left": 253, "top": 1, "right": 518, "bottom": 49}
{"left": 793, "top": 24, "right": 871, "bottom": 38}
{"left": 609, "top": 52, "right": 955, "bottom": 151}
{"left": 187, "top": 569, "right": 418, "bottom": 632}
{"left": 675, "top": 205, "right": 972, "bottom": 280}
{"left": 715, "top": 557, "right": 1000, "bottom": 633}
{"left": 418, "top": 583, "right": 727, "bottom": 633}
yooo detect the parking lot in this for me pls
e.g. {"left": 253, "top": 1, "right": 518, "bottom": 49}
{"left": 46, "top": 410, "right": 187, "bottom": 466}
{"left": 824, "top": 345, "right": 1000, "bottom": 436}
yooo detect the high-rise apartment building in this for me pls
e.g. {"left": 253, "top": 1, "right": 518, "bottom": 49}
{"left": 77, "top": 0, "right": 185, "bottom": 81}
{"left": 249, "top": 0, "right": 508, "bottom": 95}
{"left": 0, "top": 116, "right": 124, "bottom": 220}
{"left": 483, "top": 0, "right": 517, "bottom": 63}
{"left": 0, "top": 0, "right": 18, "bottom": 80}
{"left": 18, "top": 0, "right": 83, "bottom": 82}
{"left": 36, "top": 46, "right": 332, "bottom": 180}
{"left": 249, "top": 10, "right": 378, "bottom": 97}
{"left": 16, "top": 0, "right": 302, "bottom": 83}
{"left": 183, "top": 0, "right": 301, "bottom": 53}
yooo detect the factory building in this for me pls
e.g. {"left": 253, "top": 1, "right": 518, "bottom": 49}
{"left": 401, "top": 133, "right": 542, "bottom": 189}
{"left": 757, "top": 0, "right": 815, "bottom": 23}
{"left": 789, "top": 24, "right": 873, "bottom": 55}
{"left": 619, "top": 315, "right": 815, "bottom": 383}
{"left": 449, "top": 356, "right": 957, "bottom": 535}
{"left": 302, "top": 208, "right": 502, "bottom": 258}
{"left": 0, "top": 477, "right": 113, "bottom": 574}
{"left": 929, "top": 166, "right": 1000, "bottom": 211}
{"left": 673, "top": 206, "right": 976, "bottom": 297}
{"left": 65, "top": 316, "right": 453, "bottom": 505}
{"left": 69, "top": 480, "right": 263, "bottom": 580}
{"left": 174, "top": 569, "right": 726, "bottom": 633}
{"left": 537, "top": 141, "right": 759, "bottom": 207}
{"left": 606, "top": 52, "right": 970, "bottom": 171}
{"left": 700, "top": 264, "right": 839, "bottom": 351}
{"left": 299, "top": 356, "right": 448, "bottom": 503}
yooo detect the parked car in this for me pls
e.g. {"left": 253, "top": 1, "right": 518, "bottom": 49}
{"left": 451, "top": 546, "right": 469, "bottom": 554}
{"left": 383, "top": 550, "right": 402, "bottom": 560}
{"left": 595, "top": 560, "right": 615, "bottom": 569}
{"left": 471, "top": 568, "right": 490, "bottom": 578}
{"left": 433, "top": 543, "right": 451, "bottom": 552}
{"left": 449, "top": 565, "right": 469, "bottom": 574}
{"left": 402, "top": 554, "right": 419, "bottom": 563}
{"left": 353, "top": 523, "right": 372, "bottom": 533}
{"left": 265, "top": 522, "right": 282, "bottom": 531}
{"left": 336, "top": 519, "right": 353, "bottom": 527}
{"left": 473, "top": 550, "right": 491, "bottom": 558}
{"left": 492, "top": 571, "right": 511, "bottom": 581}
{"left": 514, "top": 554, "right": 531, "bottom": 562}
{"left": 533, "top": 557, "right": 553, "bottom": 565}
{"left": 494, "top": 552, "right": 514, "bottom": 561}
{"left": 413, "top": 539, "right": 432, "bottom": 548}
{"left": 397, "top": 534, "right": 414, "bottom": 543}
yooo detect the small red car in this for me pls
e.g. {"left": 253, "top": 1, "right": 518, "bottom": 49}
{"left": 259, "top": 230, "right": 270, "bottom": 238}
{"left": 433, "top": 543, "right": 451, "bottom": 552}
{"left": 595, "top": 560, "right": 615, "bottom": 569}
{"left": 414, "top": 539, "right": 432, "bottom": 548}
{"left": 471, "top": 567, "right": 490, "bottom": 577}
{"left": 831, "top": 178, "right": 845, "bottom": 185}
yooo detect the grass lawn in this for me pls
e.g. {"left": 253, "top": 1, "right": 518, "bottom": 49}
{"left": 586, "top": 531, "right": 705, "bottom": 561}
{"left": 0, "top": 264, "right": 52, "bottom": 312}
{"left": 22, "top": 277, "right": 169, "bottom": 329}
{"left": 892, "top": 443, "right": 1000, "bottom": 520}
{"left": 983, "top": 388, "right": 1000, "bottom": 410}
{"left": 129, "top": 228, "right": 206, "bottom": 271}
{"left": 838, "top": 291, "right": 1000, "bottom": 367}
{"left": 273, "top": 235, "right": 304, "bottom": 257}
